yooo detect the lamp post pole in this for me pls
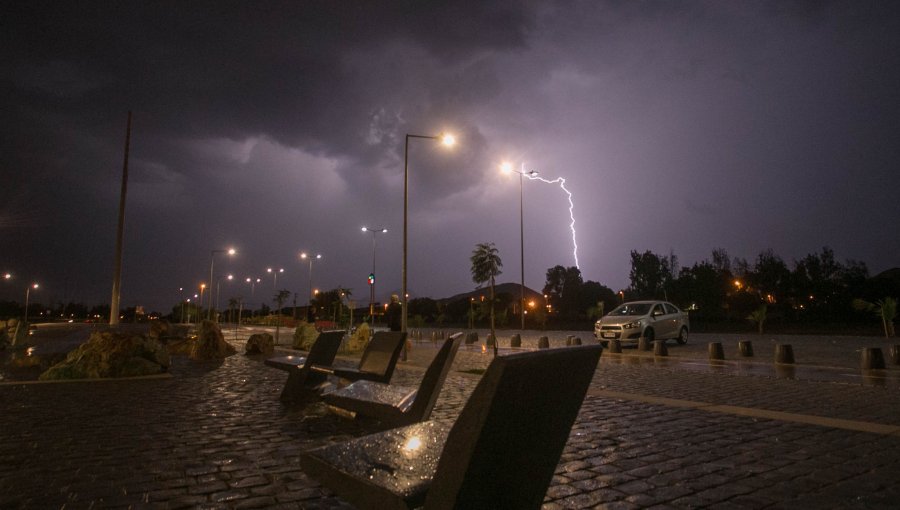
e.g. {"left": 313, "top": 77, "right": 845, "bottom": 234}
{"left": 24, "top": 283, "right": 38, "bottom": 326}
{"left": 402, "top": 133, "right": 455, "bottom": 335}
{"left": 216, "top": 274, "right": 233, "bottom": 322}
{"left": 361, "top": 227, "right": 387, "bottom": 328}
{"left": 208, "top": 248, "right": 235, "bottom": 320}
{"left": 502, "top": 163, "right": 538, "bottom": 330}
{"left": 300, "top": 253, "right": 322, "bottom": 321}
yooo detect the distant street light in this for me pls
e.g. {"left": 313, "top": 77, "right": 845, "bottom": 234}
{"left": 300, "top": 252, "right": 322, "bottom": 321}
{"left": 245, "top": 277, "right": 261, "bottom": 317}
{"left": 24, "top": 283, "right": 38, "bottom": 326}
{"left": 216, "top": 274, "right": 233, "bottom": 321}
{"left": 403, "top": 132, "right": 455, "bottom": 334}
{"left": 361, "top": 226, "right": 388, "bottom": 328}
{"left": 267, "top": 267, "right": 284, "bottom": 291}
{"left": 501, "top": 162, "right": 539, "bottom": 330}
{"left": 208, "top": 247, "right": 236, "bottom": 320}
{"left": 199, "top": 283, "right": 207, "bottom": 321}
{"left": 179, "top": 287, "right": 185, "bottom": 323}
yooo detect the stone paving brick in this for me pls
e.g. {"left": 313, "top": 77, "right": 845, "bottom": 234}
{"left": 2, "top": 333, "right": 900, "bottom": 508}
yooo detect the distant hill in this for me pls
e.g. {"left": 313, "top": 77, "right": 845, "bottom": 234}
{"left": 438, "top": 282, "right": 544, "bottom": 304}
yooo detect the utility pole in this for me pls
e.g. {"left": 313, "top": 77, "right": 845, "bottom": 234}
{"left": 109, "top": 111, "right": 131, "bottom": 326}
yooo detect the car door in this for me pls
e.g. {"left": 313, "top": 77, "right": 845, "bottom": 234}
{"left": 649, "top": 303, "right": 670, "bottom": 339}
{"left": 662, "top": 302, "right": 680, "bottom": 338}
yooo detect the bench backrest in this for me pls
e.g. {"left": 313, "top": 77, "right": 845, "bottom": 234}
{"left": 406, "top": 333, "right": 464, "bottom": 422}
{"left": 425, "top": 344, "right": 603, "bottom": 510}
{"left": 305, "top": 330, "right": 345, "bottom": 368}
{"left": 357, "top": 331, "right": 407, "bottom": 382}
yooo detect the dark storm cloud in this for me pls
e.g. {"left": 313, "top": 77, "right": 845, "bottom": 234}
{"left": 2, "top": 1, "right": 899, "bottom": 311}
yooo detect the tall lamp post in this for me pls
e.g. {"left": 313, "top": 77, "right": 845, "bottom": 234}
{"left": 208, "top": 248, "right": 236, "bottom": 320}
{"left": 267, "top": 267, "right": 284, "bottom": 291}
{"left": 179, "top": 287, "right": 185, "bottom": 323}
{"left": 501, "top": 162, "right": 539, "bottom": 330}
{"left": 216, "top": 274, "right": 233, "bottom": 321}
{"left": 402, "top": 132, "right": 455, "bottom": 334}
{"left": 245, "top": 277, "right": 260, "bottom": 318}
{"left": 361, "top": 226, "right": 388, "bottom": 328}
{"left": 24, "top": 283, "right": 39, "bottom": 326}
{"left": 199, "top": 283, "right": 207, "bottom": 321}
{"left": 300, "top": 252, "right": 322, "bottom": 321}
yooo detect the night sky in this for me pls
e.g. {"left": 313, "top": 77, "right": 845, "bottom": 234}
{"left": 3, "top": 1, "right": 899, "bottom": 313}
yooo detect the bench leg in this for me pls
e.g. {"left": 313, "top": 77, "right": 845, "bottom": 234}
{"left": 280, "top": 369, "right": 328, "bottom": 404}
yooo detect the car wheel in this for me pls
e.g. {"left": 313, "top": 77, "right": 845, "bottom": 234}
{"left": 643, "top": 328, "right": 654, "bottom": 343}
{"left": 676, "top": 327, "right": 688, "bottom": 345}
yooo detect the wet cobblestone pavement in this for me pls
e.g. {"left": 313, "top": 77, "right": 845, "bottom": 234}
{"left": 1, "top": 328, "right": 899, "bottom": 508}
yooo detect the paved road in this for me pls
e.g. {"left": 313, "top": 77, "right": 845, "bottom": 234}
{"left": 1, "top": 327, "right": 899, "bottom": 508}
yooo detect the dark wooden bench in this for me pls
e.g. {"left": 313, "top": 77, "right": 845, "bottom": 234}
{"left": 323, "top": 333, "right": 464, "bottom": 427}
{"left": 310, "top": 331, "right": 406, "bottom": 384}
{"left": 264, "top": 330, "right": 344, "bottom": 403}
{"left": 300, "top": 344, "right": 603, "bottom": 509}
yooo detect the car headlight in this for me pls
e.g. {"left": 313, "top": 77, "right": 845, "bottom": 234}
{"left": 623, "top": 321, "right": 641, "bottom": 329}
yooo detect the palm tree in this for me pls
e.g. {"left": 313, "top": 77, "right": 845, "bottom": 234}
{"left": 747, "top": 304, "right": 767, "bottom": 335}
{"left": 471, "top": 242, "right": 503, "bottom": 356}
{"left": 854, "top": 297, "right": 897, "bottom": 338}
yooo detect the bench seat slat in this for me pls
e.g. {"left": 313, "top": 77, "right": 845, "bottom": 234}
{"left": 300, "top": 421, "right": 449, "bottom": 510}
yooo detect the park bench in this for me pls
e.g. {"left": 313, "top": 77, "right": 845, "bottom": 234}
{"left": 264, "top": 330, "right": 345, "bottom": 403}
{"left": 323, "top": 333, "right": 464, "bottom": 427}
{"left": 300, "top": 344, "right": 603, "bottom": 509}
{"left": 310, "top": 331, "right": 406, "bottom": 384}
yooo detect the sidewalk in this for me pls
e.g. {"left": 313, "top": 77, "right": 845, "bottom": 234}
{"left": 1, "top": 329, "right": 899, "bottom": 508}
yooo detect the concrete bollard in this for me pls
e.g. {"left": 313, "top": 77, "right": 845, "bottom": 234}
{"left": 510, "top": 334, "right": 521, "bottom": 348}
{"left": 861, "top": 347, "right": 886, "bottom": 370}
{"left": 775, "top": 343, "right": 795, "bottom": 364}
{"left": 538, "top": 336, "right": 550, "bottom": 349}
{"left": 566, "top": 335, "right": 574, "bottom": 346}
{"left": 608, "top": 339, "right": 622, "bottom": 353}
{"left": 573, "top": 337, "right": 582, "bottom": 345}
{"left": 890, "top": 345, "right": 900, "bottom": 365}
{"left": 431, "top": 331, "right": 439, "bottom": 344}
{"left": 486, "top": 333, "right": 496, "bottom": 347}
{"left": 638, "top": 336, "right": 651, "bottom": 351}
{"left": 708, "top": 342, "right": 725, "bottom": 360}
{"left": 738, "top": 340, "right": 754, "bottom": 357}
{"left": 653, "top": 340, "right": 668, "bottom": 356}
{"left": 465, "top": 332, "right": 479, "bottom": 345}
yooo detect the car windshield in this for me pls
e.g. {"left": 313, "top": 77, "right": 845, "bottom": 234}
{"left": 609, "top": 303, "right": 652, "bottom": 316}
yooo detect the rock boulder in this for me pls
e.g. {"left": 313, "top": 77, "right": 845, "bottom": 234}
{"left": 39, "top": 330, "right": 170, "bottom": 380}
{"left": 245, "top": 333, "right": 275, "bottom": 355}
{"left": 190, "top": 320, "right": 236, "bottom": 360}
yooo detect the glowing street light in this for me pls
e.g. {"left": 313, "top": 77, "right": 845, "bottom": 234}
{"left": 245, "top": 277, "right": 261, "bottom": 318}
{"left": 199, "top": 283, "right": 207, "bottom": 321}
{"left": 402, "top": 132, "right": 455, "bottom": 334}
{"left": 24, "top": 283, "right": 39, "bottom": 326}
{"left": 300, "top": 252, "right": 322, "bottom": 321}
{"left": 267, "top": 267, "right": 285, "bottom": 290}
{"left": 208, "top": 247, "right": 236, "bottom": 319}
{"left": 361, "top": 226, "right": 388, "bottom": 328}
{"left": 501, "top": 161, "right": 539, "bottom": 330}
{"left": 216, "top": 274, "right": 233, "bottom": 321}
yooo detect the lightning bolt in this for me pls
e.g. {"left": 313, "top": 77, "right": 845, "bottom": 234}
{"left": 524, "top": 167, "right": 580, "bottom": 270}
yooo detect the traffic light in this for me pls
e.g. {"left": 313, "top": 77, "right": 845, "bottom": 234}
{"left": 368, "top": 273, "right": 375, "bottom": 285}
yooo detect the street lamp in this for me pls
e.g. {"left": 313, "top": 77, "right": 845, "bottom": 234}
{"left": 24, "top": 283, "right": 38, "bottom": 326}
{"left": 300, "top": 252, "right": 322, "bottom": 320}
{"left": 199, "top": 283, "right": 207, "bottom": 321}
{"left": 245, "top": 277, "right": 260, "bottom": 317}
{"left": 216, "top": 274, "right": 233, "bottom": 321}
{"left": 403, "top": 132, "right": 455, "bottom": 334}
{"left": 501, "top": 162, "right": 539, "bottom": 330}
{"left": 179, "top": 287, "right": 185, "bottom": 323}
{"left": 361, "top": 226, "right": 388, "bottom": 328}
{"left": 267, "top": 267, "right": 284, "bottom": 291}
{"left": 208, "top": 247, "right": 236, "bottom": 320}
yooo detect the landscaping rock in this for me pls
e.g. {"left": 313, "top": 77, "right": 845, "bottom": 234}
{"left": 293, "top": 322, "right": 318, "bottom": 350}
{"left": 190, "top": 320, "right": 236, "bottom": 360}
{"left": 148, "top": 320, "right": 172, "bottom": 342}
{"left": 39, "top": 330, "right": 170, "bottom": 380}
{"left": 245, "top": 333, "right": 275, "bottom": 355}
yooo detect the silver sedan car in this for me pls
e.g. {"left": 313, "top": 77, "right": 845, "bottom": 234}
{"left": 594, "top": 300, "right": 689, "bottom": 346}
